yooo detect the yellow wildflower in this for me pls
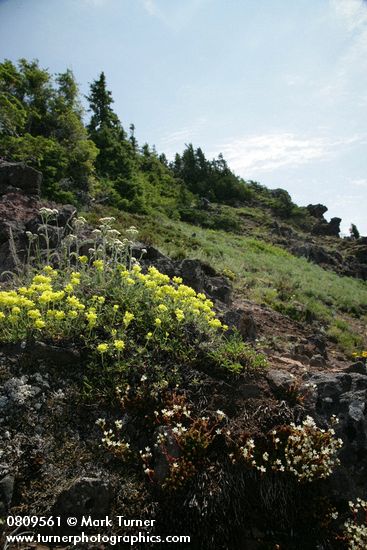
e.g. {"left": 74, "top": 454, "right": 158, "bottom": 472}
{"left": 32, "top": 274, "right": 51, "bottom": 285}
{"left": 97, "top": 343, "right": 108, "bottom": 353}
{"left": 114, "top": 340, "right": 125, "bottom": 351}
{"left": 86, "top": 311, "right": 97, "bottom": 325}
{"left": 67, "top": 296, "right": 85, "bottom": 310}
{"left": 208, "top": 318, "right": 222, "bottom": 329}
{"left": 123, "top": 311, "right": 135, "bottom": 327}
{"left": 55, "top": 311, "right": 65, "bottom": 320}
{"left": 28, "top": 309, "right": 41, "bottom": 319}
{"left": 93, "top": 259, "right": 104, "bottom": 272}
{"left": 175, "top": 309, "right": 185, "bottom": 322}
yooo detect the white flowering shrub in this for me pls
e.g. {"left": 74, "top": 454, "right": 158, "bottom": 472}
{"left": 344, "top": 499, "right": 367, "bottom": 549}
{"left": 236, "top": 415, "right": 342, "bottom": 483}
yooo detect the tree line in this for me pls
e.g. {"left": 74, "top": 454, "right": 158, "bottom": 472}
{"left": 0, "top": 58, "right": 259, "bottom": 214}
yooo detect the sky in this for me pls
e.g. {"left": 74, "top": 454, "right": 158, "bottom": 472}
{"left": 0, "top": 0, "right": 367, "bottom": 234}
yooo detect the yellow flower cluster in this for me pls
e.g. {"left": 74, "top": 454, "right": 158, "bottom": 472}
{"left": 0, "top": 261, "right": 226, "bottom": 352}
{"left": 0, "top": 269, "right": 88, "bottom": 334}
{"left": 119, "top": 265, "right": 227, "bottom": 333}
{"left": 352, "top": 351, "right": 367, "bottom": 358}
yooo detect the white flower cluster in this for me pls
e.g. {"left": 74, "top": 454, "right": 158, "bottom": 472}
{"left": 95, "top": 417, "right": 130, "bottom": 452}
{"left": 284, "top": 416, "right": 342, "bottom": 482}
{"left": 239, "top": 438, "right": 255, "bottom": 462}
{"left": 158, "top": 402, "right": 192, "bottom": 421}
{"left": 237, "top": 416, "right": 342, "bottom": 482}
{"left": 72, "top": 216, "right": 87, "bottom": 230}
{"left": 139, "top": 446, "right": 153, "bottom": 475}
{"left": 344, "top": 499, "right": 367, "bottom": 550}
{"left": 39, "top": 207, "right": 59, "bottom": 218}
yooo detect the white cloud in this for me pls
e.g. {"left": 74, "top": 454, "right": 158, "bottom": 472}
{"left": 330, "top": 0, "right": 367, "bottom": 31}
{"left": 210, "top": 133, "right": 367, "bottom": 175}
{"left": 329, "top": 0, "right": 367, "bottom": 84}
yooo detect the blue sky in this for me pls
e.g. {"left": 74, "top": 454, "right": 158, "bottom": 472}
{"left": 0, "top": 0, "right": 366, "bottom": 234}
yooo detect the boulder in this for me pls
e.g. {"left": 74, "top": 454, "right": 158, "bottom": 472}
{"left": 354, "top": 245, "right": 367, "bottom": 264}
{"left": 306, "top": 204, "right": 328, "bottom": 219}
{"left": 267, "top": 369, "right": 295, "bottom": 394}
{"left": 309, "top": 354, "right": 325, "bottom": 368}
{"left": 50, "top": 477, "right": 111, "bottom": 523}
{"left": 199, "top": 197, "right": 211, "bottom": 210}
{"left": 180, "top": 259, "right": 205, "bottom": 292}
{"left": 312, "top": 217, "right": 341, "bottom": 237}
{"left": 223, "top": 308, "right": 257, "bottom": 340}
{"left": 291, "top": 243, "right": 341, "bottom": 266}
{"left": 0, "top": 474, "right": 14, "bottom": 515}
{"left": 305, "top": 372, "right": 367, "bottom": 502}
{"left": 23, "top": 341, "right": 81, "bottom": 367}
{"left": 56, "top": 205, "right": 77, "bottom": 227}
{"left": 0, "top": 161, "right": 42, "bottom": 196}
{"left": 345, "top": 362, "right": 367, "bottom": 375}
{"left": 205, "top": 275, "right": 232, "bottom": 305}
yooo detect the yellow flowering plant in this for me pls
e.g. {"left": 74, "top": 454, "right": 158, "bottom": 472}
{"left": 0, "top": 215, "right": 265, "bottom": 398}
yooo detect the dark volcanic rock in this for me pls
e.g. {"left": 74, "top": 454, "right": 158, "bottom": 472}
{"left": 223, "top": 308, "right": 257, "bottom": 340}
{"left": 312, "top": 217, "right": 341, "bottom": 237}
{"left": 0, "top": 474, "right": 14, "bottom": 515}
{"left": 0, "top": 162, "right": 42, "bottom": 196}
{"left": 50, "top": 477, "right": 111, "bottom": 525}
{"left": 305, "top": 372, "right": 367, "bottom": 502}
{"left": 267, "top": 369, "right": 295, "bottom": 393}
{"left": 291, "top": 243, "right": 341, "bottom": 266}
{"left": 180, "top": 259, "right": 205, "bottom": 292}
{"left": 306, "top": 203, "right": 328, "bottom": 219}
{"left": 153, "top": 427, "right": 181, "bottom": 483}
{"left": 345, "top": 362, "right": 367, "bottom": 375}
{"left": 354, "top": 244, "right": 367, "bottom": 263}
{"left": 23, "top": 341, "right": 81, "bottom": 367}
{"left": 205, "top": 275, "right": 232, "bottom": 305}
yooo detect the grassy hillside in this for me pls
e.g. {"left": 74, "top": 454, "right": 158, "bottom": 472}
{"left": 83, "top": 205, "right": 367, "bottom": 356}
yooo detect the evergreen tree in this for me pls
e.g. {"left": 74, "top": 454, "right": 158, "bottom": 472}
{"left": 350, "top": 223, "right": 360, "bottom": 239}
{"left": 86, "top": 72, "right": 132, "bottom": 181}
{"left": 87, "top": 72, "right": 121, "bottom": 133}
{"left": 129, "top": 123, "right": 137, "bottom": 152}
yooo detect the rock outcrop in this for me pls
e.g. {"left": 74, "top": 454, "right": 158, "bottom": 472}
{"left": 312, "top": 216, "right": 342, "bottom": 237}
{"left": 0, "top": 161, "right": 42, "bottom": 196}
{"left": 303, "top": 371, "right": 367, "bottom": 503}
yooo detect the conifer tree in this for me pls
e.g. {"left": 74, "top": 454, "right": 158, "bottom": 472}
{"left": 86, "top": 72, "right": 132, "bottom": 180}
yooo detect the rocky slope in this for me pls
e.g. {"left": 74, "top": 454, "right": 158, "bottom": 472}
{"left": 1, "top": 163, "right": 367, "bottom": 549}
